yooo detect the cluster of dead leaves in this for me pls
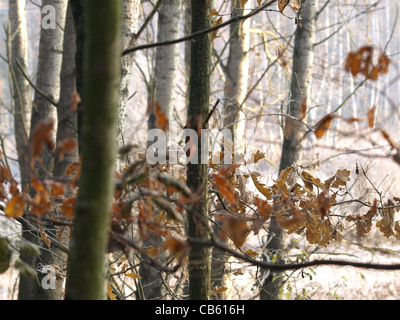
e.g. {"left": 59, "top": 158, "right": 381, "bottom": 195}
{"left": 345, "top": 45, "right": 390, "bottom": 81}
{"left": 212, "top": 158, "right": 353, "bottom": 247}
{"left": 2, "top": 120, "right": 79, "bottom": 220}
{"left": 346, "top": 198, "right": 400, "bottom": 240}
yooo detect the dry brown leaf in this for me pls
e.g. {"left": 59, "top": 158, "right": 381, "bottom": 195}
{"left": 367, "top": 105, "right": 377, "bottom": 128}
{"left": 240, "top": 0, "right": 248, "bottom": 8}
{"left": 4, "top": 195, "right": 26, "bottom": 218}
{"left": 211, "top": 8, "right": 219, "bottom": 16}
{"left": 314, "top": 114, "right": 336, "bottom": 139}
{"left": 211, "top": 16, "right": 223, "bottom": 42}
{"left": 39, "top": 225, "right": 51, "bottom": 248}
{"left": 278, "top": 0, "right": 300, "bottom": 12}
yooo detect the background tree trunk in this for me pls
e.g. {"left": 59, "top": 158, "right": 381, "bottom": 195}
{"left": 18, "top": 0, "right": 67, "bottom": 300}
{"left": 65, "top": 0, "right": 121, "bottom": 300}
{"left": 261, "top": 0, "right": 319, "bottom": 300}
{"left": 147, "top": 0, "right": 182, "bottom": 132}
{"left": 118, "top": 0, "right": 140, "bottom": 152}
{"left": 211, "top": 0, "right": 251, "bottom": 299}
{"left": 187, "top": 0, "right": 212, "bottom": 301}
{"left": 8, "top": 0, "right": 31, "bottom": 191}
{"left": 222, "top": 0, "right": 250, "bottom": 153}
{"left": 69, "top": 0, "right": 85, "bottom": 150}
{"left": 140, "top": 0, "right": 182, "bottom": 300}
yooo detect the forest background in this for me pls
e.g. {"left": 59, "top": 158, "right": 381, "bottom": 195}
{"left": 0, "top": 0, "right": 400, "bottom": 300}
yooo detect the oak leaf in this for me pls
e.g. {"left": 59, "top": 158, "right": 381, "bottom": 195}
{"left": 213, "top": 173, "right": 238, "bottom": 204}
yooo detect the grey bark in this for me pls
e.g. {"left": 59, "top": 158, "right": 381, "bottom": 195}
{"left": 148, "top": 0, "right": 182, "bottom": 132}
{"left": 222, "top": 0, "right": 250, "bottom": 153}
{"left": 141, "top": 0, "right": 182, "bottom": 300}
{"left": 261, "top": 0, "right": 319, "bottom": 300}
{"left": 212, "top": 0, "right": 250, "bottom": 299}
{"left": 53, "top": 5, "right": 78, "bottom": 180}
{"left": 187, "top": 0, "right": 212, "bottom": 300}
{"left": 30, "top": 0, "right": 67, "bottom": 173}
{"left": 8, "top": 0, "right": 32, "bottom": 190}
{"left": 118, "top": 0, "right": 140, "bottom": 151}
{"left": 18, "top": 0, "right": 68, "bottom": 300}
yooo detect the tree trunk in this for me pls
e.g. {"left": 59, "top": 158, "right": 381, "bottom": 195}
{"left": 54, "top": 4, "right": 78, "bottom": 181}
{"left": 69, "top": 0, "right": 85, "bottom": 151}
{"left": 211, "top": 0, "right": 251, "bottom": 299}
{"left": 30, "top": 0, "right": 67, "bottom": 171}
{"left": 48, "top": 5, "right": 79, "bottom": 300}
{"left": 222, "top": 0, "right": 250, "bottom": 153}
{"left": 261, "top": 0, "right": 319, "bottom": 300}
{"left": 65, "top": 0, "right": 121, "bottom": 300}
{"left": 118, "top": 0, "right": 140, "bottom": 151}
{"left": 187, "top": 0, "right": 212, "bottom": 301}
{"left": 148, "top": 0, "right": 182, "bottom": 132}
{"left": 18, "top": 0, "right": 67, "bottom": 300}
{"left": 140, "top": 0, "right": 182, "bottom": 300}
{"left": 8, "top": 0, "right": 31, "bottom": 191}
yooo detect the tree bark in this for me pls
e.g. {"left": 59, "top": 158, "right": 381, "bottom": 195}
{"left": 261, "top": 0, "right": 319, "bottom": 300}
{"left": 65, "top": 0, "right": 121, "bottom": 300}
{"left": 53, "top": 4, "right": 78, "bottom": 181}
{"left": 17, "top": 0, "right": 67, "bottom": 300}
{"left": 140, "top": 0, "right": 182, "bottom": 300}
{"left": 148, "top": 0, "right": 182, "bottom": 132}
{"left": 187, "top": 0, "right": 212, "bottom": 301}
{"left": 222, "top": 0, "right": 250, "bottom": 153}
{"left": 8, "top": 0, "right": 31, "bottom": 190}
{"left": 69, "top": 0, "right": 85, "bottom": 151}
{"left": 118, "top": 0, "right": 140, "bottom": 151}
{"left": 30, "top": 0, "right": 67, "bottom": 171}
{"left": 211, "top": 1, "right": 251, "bottom": 299}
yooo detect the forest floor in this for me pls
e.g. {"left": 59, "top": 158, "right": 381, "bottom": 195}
{"left": 280, "top": 231, "right": 400, "bottom": 300}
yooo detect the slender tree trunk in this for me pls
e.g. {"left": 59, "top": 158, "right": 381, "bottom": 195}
{"left": 140, "top": 0, "right": 182, "bottom": 300}
{"left": 261, "top": 0, "right": 318, "bottom": 300}
{"left": 211, "top": 0, "right": 250, "bottom": 299}
{"left": 8, "top": 0, "right": 31, "bottom": 191}
{"left": 148, "top": 0, "right": 182, "bottom": 132}
{"left": 222, "top": 0, "right": 250, "bottom": 153}
{"left": 54, "top": 5, "right": 78, "bottom": 181}
{"left": 65, "top": 0, "right": 121, "bottom": 300}
{"left": 187, "top": 0, "right": 212, "bottom": 301}
{"left": 30, "top": 0, "right": 67, "bottom": 168}
{"left": 18, "top": 0, "right": 67, "bottom": 300}
{"left": 118, "top": 0, "right": 140, "bottom": 152}
{"left": 184, "top": 0, "right": 192, "bottom": 84}
{"left": 49, "top": 5, "right": 78, "bottom": 300}
{"left": 69, "top": 0, "right": 85, "bottom": 151}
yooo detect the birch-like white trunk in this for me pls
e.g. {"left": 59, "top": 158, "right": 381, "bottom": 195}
{"left": 30, "top": 0, "right": 67, "bottom": 176}
{"left": 118, "top": 0, "right": 140, "bottom": 149}
{"left": 148, "top": 0, "right": 182, "bottom": 132}
{"left": 18, "top": 0, "right": 68, "bottom": 300}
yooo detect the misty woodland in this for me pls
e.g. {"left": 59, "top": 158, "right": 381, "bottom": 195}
{"left": 1, "top": 0, "right": 400, "bottom": 301}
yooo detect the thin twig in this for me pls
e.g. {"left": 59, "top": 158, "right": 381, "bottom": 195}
{"left": 122, "top": 0, "right": 278, "bottom": 56}
{"left": 187, "top": 237, "right": 400, "bottom": 271}
{"left": 15, "top": 59, "right": 58, "bottom": 107}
